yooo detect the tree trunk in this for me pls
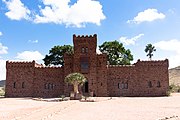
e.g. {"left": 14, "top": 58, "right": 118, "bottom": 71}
{"left": 73, "top": 81, "right": 79, "bottom": 93}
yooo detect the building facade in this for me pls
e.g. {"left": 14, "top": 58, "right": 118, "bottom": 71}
{"left": 5, "top": 34, "right": 169, "bottom": 97}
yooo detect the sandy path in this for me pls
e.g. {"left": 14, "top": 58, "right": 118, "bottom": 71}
{"left": 0, "top": 94, "right": 180, "bottom": 120}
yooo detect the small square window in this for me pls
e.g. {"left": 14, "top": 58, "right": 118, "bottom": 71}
{"left": 81, "top": 47, "right": 85, "bottom": 53}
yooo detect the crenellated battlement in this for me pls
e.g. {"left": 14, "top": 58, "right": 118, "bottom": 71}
{"left": 6, "top": 60, "right": 36, "bottom": 68}
{"left": 35, "top": 66, "right": 63, "bottom": 69}
{"left": 108, "top": 65, "right": 135, "bottom": 67}
{"left": 73, "top": 34, "right": 97, "bottom": 45}
{"left": 73, "top": 34, "right": 97, "bottom": 39}
{"left": 135, "top": 59, "right": 169, "bottom": 66}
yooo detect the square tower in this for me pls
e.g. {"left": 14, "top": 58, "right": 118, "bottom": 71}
{"left": 72, "top": 34, "right": 97, "bottom": 94}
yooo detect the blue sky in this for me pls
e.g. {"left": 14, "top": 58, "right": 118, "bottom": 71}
{"left": 0, "top": 0, "right": 180, "bottom": 80}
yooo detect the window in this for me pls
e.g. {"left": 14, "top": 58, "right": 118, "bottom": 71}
{"left": 80, "top": 57, "right": 89, "bottom": 73}
{"left": 148, "top": 81, "right": 152, "bottom": 88}
{"left": 86, "top": 47, "right": 88, "bottom": 53}
{"left": 45, "top": 83, "right": 55, "bottom": 90}
{"left": 45, "top": 83, "right": 48, "bottom": 89}
{"left": 124, "top": 82, "right": 128, "bottom": 89}
{"left": 81, "top": 47, "right": 85, "bottom": 53}
{"left": 122, "top": 83, "right": 125, "bottom": 89}
{"left": 118, "top": 83, "right": 120, "bottom": 89}
{"left": 81, "top": 47, "right": 88, "bottom": 53}
{"left": 13, "top": 82, "right": 16, "bottom": 88}
{"left": 121, "top": 82, "right": 128, "bottom": 89}
{"left": 81, "top": 62, "right": 89, "bottom": 69}
{"left": 22, "top": 82, "right": 25, "bottom": 88}
{"left": 157, "top": 81, "right": 161, "bottom": 88}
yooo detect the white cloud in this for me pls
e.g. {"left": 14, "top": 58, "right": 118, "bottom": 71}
{"left": 127, "top": 8, "right": 165, "bottom": 24}
{"left": 154, "top": 39, "right": 180, "bottom": 68}
{"left": 0, "top": 32, "right": 2, "bottom": 36}
{"left": 28, "top": 40, "right": 38, "bottom": 43}
{"left": 3, "top": 0, "right": 31, "bottom": 20}
{"left": 0, "top": 59, "right": 6, "bottom": 80}
{"left": 0, "top": 43, "right": 8, "bottom": 54}
{"left": 119, "top": 34, "right": 144, "bottom": 45}
{"left": 96, "top": 48, "right": 101, "bottom": 54}
{"left": 34, "top": 0, "right": 106, "bottom": 27}
{"left": 15, "top": 51, "right": 44, "bottom": 61}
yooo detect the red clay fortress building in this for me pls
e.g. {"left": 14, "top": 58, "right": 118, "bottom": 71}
{"left": 5, "top": 34, "right": 169, "bottom": 97}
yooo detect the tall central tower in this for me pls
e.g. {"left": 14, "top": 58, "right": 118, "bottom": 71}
{"left": 73, "top": 34, "right": 97, "bottom": 94}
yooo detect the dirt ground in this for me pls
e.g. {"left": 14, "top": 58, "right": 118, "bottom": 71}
{"left": 0, "top": 93, "right": 180, "bottom": 120}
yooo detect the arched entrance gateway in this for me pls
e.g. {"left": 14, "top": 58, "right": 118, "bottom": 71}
{"left": 82, "top": 80, "right": 89, "bottom": 94}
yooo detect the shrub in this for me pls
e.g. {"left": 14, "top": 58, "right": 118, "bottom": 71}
{"left": 0, "top": 87, "right": 5, "bottom": 96}
{"left": 168, "top": 84, "right": 180, "bottom": 93}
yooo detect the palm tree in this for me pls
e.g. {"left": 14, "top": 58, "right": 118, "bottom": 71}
{"left": 145, "top": 44, "right": 156, "bottom": 60}
{"left": 65, "top": 73, "right": 86, "bottom": 94}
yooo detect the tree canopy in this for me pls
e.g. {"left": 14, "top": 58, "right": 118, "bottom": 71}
{"left": 43, "top": 40, "right": 134, "bottom": 66}
{"left": 99, "top": 40, "right": 133, "bottom": 65}
{"left": 43, "top": 45, "right": 73, "bottom": 66}
{"left": 65, "top": 73, "right": 86, "bottom": 93}
{"left": 145, "top": 44, "right": 156, "bottom": 60}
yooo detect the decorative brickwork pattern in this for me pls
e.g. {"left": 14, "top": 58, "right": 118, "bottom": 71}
{"left": 5, "top": 35, "right": 169, "bottom": 97}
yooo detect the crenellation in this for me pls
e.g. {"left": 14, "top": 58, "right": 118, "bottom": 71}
{"left": 6, "top": 60, "right": 35, "bottom": 68}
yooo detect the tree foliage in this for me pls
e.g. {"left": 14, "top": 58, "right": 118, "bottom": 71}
{"left": 43, "top": 45, "right": 73, "bottom": 66}
{"left": 99, "top": 40, "right": 133, "bottom": 65}
{"left": 145, "top": 44, "right": 156, "bottom": 60}
{"left": 65, "top": 73, "right": 86, "bottom": 93}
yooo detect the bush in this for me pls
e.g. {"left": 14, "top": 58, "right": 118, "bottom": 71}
{"left": 169, "top": 84, "right": 180, "bottom": 93}
{"left": 0, "top": 87, "right": 5, "bottom": 96}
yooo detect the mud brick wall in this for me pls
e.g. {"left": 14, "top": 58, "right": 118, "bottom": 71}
{"left": 33, "top": 67, "right": 64, "bottom": 98}
{"left": 5, "top": 61, "right": 35, "bottom": 97}
{"left": 107, "top": 59, "right": 169, "bottom": 97}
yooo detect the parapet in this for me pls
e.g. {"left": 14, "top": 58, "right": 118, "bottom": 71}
{"left": 73, "top": 34, "right": 97, "bottom": 39}
{"left": 108, "top": 64, "right": 135, "bottom": 67}
{"left": 134, "top": 59, "right": 169, "bottom": 67}
{"left": 35, "top": 65, "right": 63, "bottom": 69}
{"left": 6, "top": 60, "right": 63, "bottom": 69}
{"left": 73, "top": 34, "right": 97, "bottom": 44}
{"left": 6, "top": 60, "right": 36, "bottom": 68}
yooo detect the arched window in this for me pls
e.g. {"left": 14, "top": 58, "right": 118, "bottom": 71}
{"left": 22, "top": 82, "right": 25, "bottom": 88}
{"left": 118, "top": 83, "right": 120, "bottom": 89}
{"left": 148, "top": 81, "right": 152, "bottom": 88}
{"left": 157, "top": 81, "right": 161, "bottom": 88}
{"left": 122, "top": 82, "right": 125, "bottom": 89}
{"left": 48, "top": 83, "right": 51, "bottom": 89}
{"left": 45, "top": 83, "right": 48, "bottom": 89}
{"left": 125, "top": 82, "right": 128, "bottom": 89}
{"left": 13, "top": 82, "right": 16, "bottom": 88}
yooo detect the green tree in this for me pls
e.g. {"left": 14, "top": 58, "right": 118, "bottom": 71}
{"left": 145, "top": 44, "right": 156, "bottom": 60}
{"left": 99, "top": 40, "right": 133, "bottom": 65}
{"left": 65, "top": 73, "right": 86, "bottom": 94}
{"left": 43, "top": 45, "right": 73, "bottom": 66}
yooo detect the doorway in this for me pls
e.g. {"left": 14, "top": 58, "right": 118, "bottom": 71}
{"left": 84, "top": 81, "right": 88, "bottom": 93}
